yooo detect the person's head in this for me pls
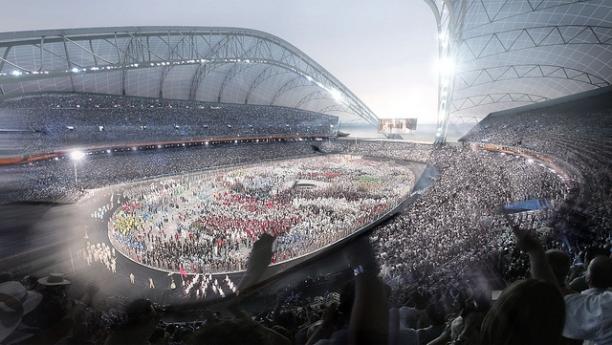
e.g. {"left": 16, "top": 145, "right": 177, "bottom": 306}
{"left": 425, "top": 303, "right": 446, "bottom": 326}
{"left": 0, "top": 293, "right": 23, "bottom": 343}
{"left": 37, "top": 273, "right": 71, "bottom": 301}
{"left": 125, "top": 298, "right": 157, "bottom": 325}
{"left": 481, "top": 279, "right": 564, "bottom": 345}
{"left": 0, "top": 281, "right": 42, "bottom": 342}
{"left": 0, "top": 272, "right": 13, "bottom": 284}
{"left": 585, "top": 247, "right": 609, "bottom": 265}
{"left": 586, "top": 256, "right": 612, "bottom": 289}
{"left": 545, "top": 250, "right": 570, "bottom": 287}
{"left": 120, "top": 298, "right": 159, "bottom": 341}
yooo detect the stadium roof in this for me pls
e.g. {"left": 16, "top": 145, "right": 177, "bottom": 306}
{"left": 0, "top": 26, "right": 378, "bottom": 125}
{"left": 427, "top": 0, "right": 612, "bottom": 137}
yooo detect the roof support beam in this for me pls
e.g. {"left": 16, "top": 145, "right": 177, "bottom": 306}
{"left": 62, "top": 36, "right": 76, "bottom": 92}
{"left": 0, "top": 27, "right": 379, "bottom": 124}
{"left": 0, "top": 46, "right": 11, "bottom": 74}
{"left": 39, "top": 37, "right": 45, "bottom": 71}
{"left": 450, "top": 92, "right": 549, "bottom": 112}
{"left": 456, "top": 64, "right": 610, "bottom": 89}
{"left": 189, "top": 63, "right": 207, "bottom": 101}
{"left": 159, "top": 66, "right": 172, "bottom": 99}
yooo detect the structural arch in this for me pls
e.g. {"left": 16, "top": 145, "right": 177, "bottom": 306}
{"left": 0, "top": 26, "right": 378, "bottom": 125}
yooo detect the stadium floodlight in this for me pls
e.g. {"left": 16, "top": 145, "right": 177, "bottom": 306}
{"left": 329, "top": 88, "right": 344, "bottom": 103}
{"left": 11, "top": 70, "right": 22, "bottom": 77}
{"left": 68, "top": 150, "right": 86, "bottom": 161}
{"left": 71, "top": 67, "right": 80, "bottom": 73}
{"left": 438, "top": 32, "right": 449, "bottom": 47}
{"left": 436, "top": 57, "right": 455, "bottom": 77}
{"left": 68, "top": 150, "right": 85, "bottom": 185}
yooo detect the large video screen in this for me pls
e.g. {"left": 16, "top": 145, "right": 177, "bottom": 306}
{"left": 378, "top": 118, "right": 418, "bottom": 134}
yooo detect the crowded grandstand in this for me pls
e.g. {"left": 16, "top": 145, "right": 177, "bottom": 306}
{"left": 1, "top": 4, "right": 612, "bottom": 345}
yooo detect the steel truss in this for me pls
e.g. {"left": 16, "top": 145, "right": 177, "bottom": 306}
{"left": 425, "top": 0, "right": 612, "bottom": 142}
{"left": 451, "top": 92, "right": 548, "bottom": 112}
{"left": 459, "top": 25, "right": 612, "bottom": 60}
{"left": 455, "top": 64, "right": 610, "bottom": 89}
{"left": 0, "top": 27, "right": 378, "bottom": 125}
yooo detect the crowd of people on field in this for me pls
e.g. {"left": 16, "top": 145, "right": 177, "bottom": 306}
{"left": 106, "top": 155, "right": 414, "bottom": 274}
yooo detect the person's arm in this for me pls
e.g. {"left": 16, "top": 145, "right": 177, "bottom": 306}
{"left": 346, "top": 237, "right": 388, "bottom": 345}
{"left": 305, "top": 304, "right": 338, "bottom": 345}
{"left": 237, "top": 233, "right": 275, "bottom": 292}
{"left": 350, "top": 271, "right": 389, "bottom": 345}
{"left": 425, "top": 324, "right": 451, "bottom": 345}
{"left": 513, "top": 228, "right": 559, "bottom": 288}
{"left": 224, "top": 234, "right": 276, "bottom": 319}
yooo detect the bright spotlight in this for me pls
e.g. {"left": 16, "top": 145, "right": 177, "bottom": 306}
{"left": 438, "top": 32, "right": 449, "bottom": 46}
{"left": 436, "top": 57, "right": 455, "bottom": 77}
{"left": 11, "top": 70, "right": 23, "bottom": 77}
{"left": 68, "top": 150, "right": 86, "bottom": 161}
{"left": 106, "top": 149, "right": 111, "bottom": 154}
{"left": 328, "top": 88, "right": 344, "bottom": 103}
{"left": 71, "top": 67, "right": 80, "bottom": 73}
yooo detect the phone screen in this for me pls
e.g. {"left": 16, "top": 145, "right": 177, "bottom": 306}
{"left": 491, "top": 290, "right": 502, "bottom": 300}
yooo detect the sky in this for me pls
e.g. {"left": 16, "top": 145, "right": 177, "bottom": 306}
{"left": 0, "top": 0, "right": 439, "bottom": 123}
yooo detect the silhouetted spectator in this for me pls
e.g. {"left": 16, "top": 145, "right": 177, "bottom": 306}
{"left": 481, "top": 279, "right": 565, "bottom": 345}
{"left": 563, "top": 256, "right": 612, "bottom": 345}
{"left": 104, "top": 298, "right": 160, "bottom": 345}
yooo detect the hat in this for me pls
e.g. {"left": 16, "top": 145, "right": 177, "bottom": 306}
{"left": 0, "top": 281, "right": 43, "bottom": 342}
{"left": 37, "top": 273, "right": 71, "bottom": 287}
{"left": 0, "top": 281, "right": 42, "bottom": 315}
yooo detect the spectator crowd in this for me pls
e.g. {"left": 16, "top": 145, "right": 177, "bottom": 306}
{"left": 1, "top": 91, "right": 611, "bottom": 344}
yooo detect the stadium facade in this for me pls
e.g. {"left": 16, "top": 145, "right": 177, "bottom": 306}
{"left": 426, "top": 0, "right": 612, "bottom": 141}
{"left": 0, "top": 27, "right": 377, "bottom": 125}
